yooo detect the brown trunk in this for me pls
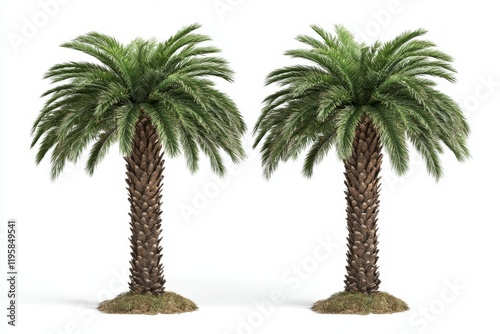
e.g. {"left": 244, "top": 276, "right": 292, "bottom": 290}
{"left": 126, "top": 115, "right": 166, "bottom": 295}
{"left": 343, "top": 116, "right": 382, "bottom": 294}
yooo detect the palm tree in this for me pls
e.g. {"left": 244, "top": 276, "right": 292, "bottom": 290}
{"left": 253, "top": 25, "right": 470, "bottom": 313}
{"left": 31, "top": 24, "right": 246, "bottom": 313}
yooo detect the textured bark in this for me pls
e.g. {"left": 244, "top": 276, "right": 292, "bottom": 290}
{"left": 343, "top": 116, "right": 382, "bottom": 294}
{"left": 126, "top": 116, "right": 166, "bottom": 295}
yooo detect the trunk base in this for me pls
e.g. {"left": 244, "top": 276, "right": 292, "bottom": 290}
{"left": 312, "top": 291, "right": 408, "bottom": 315}
{"left": 98, "top": 291, "right": 197, "bottom": 314}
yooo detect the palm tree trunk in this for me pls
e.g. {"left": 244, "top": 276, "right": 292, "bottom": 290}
{"left": 343, "top": 116, "right": 382, "bottom": 294}
{"left": 126, "top": 115, "right": 166, "bottom": 295}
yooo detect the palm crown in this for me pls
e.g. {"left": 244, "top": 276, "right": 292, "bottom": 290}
{"left": 254, "top": 25, "right": 470, "bottom": 179}
{"left": 253, "top": 25, "right": 470, "bottom": 300}
{"left": 32, "top": 23, "right": 246, "bottom": 179}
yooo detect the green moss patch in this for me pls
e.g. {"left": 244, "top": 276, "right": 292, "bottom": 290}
{"left": 311, "top": 291, "right": 409, "bottom": 315}
{"left": 98, "top": 291, "right": 198, "bottom": 315}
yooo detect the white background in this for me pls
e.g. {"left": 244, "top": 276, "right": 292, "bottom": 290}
{"left": 1, "top": 0, "right": 499, "bottom": 333}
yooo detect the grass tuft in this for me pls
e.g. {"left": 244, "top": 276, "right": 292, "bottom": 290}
{"left": 312, "top": 291, "right": 409, "bottom": 315}
{"left": 98, "top": 291, "right": 198, "bottom": 315}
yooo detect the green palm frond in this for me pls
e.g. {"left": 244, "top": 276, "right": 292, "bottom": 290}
{"left": 32, "top": 24, "right": 246, "bottom": 179}
{"left": 254, "top": 24, "right": 470, "bottom": 180}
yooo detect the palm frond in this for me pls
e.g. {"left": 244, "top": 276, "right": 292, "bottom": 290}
{"left": 367, "top": 105, "right": 409, "bottom": 175}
